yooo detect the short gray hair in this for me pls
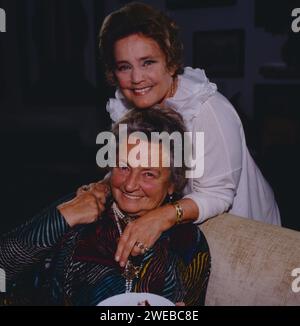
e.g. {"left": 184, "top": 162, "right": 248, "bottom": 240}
{"left": 111, "top": 107, "right": 188, "bottom": 195}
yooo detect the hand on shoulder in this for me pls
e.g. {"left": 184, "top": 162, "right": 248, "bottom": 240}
{"left": 58, "top": 183, "right": 109, "bottom": 227}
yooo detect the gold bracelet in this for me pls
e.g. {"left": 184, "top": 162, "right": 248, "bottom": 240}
{"left": 172, "top": 201, "right": 183, "bottom": 224}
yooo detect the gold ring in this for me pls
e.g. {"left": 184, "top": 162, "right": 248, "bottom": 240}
{"left": 135, "top": 241, "right": 145, "bottom": 250}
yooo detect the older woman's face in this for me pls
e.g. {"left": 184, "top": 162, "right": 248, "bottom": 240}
{"left": 111, "top": 140, "right": 175, "bottom": 216}
{"left": 113, "top": 34, "right": 175, "bottom": 109}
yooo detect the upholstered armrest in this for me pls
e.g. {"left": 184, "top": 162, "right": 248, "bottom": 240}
{"left": 201, "top": 214, "right": 300, "bottom": 305}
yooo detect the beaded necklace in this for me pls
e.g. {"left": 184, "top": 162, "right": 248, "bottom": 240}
{"left": 112, "top": 202, "right": 141, "bottom": 293}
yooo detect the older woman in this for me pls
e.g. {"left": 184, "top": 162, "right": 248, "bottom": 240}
{"left": 0, "top": 107, "right": 210, "bottom": 306}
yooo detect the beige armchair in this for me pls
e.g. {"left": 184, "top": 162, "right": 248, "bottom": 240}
{"left": 201, "top": 214, "right": 300, "bottom": 305}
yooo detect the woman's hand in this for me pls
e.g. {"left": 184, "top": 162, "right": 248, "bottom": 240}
{"left": 115, "top": 205, "right": 176, "bottom": 267}
{"left": 77, "top": 174, "right": 111, "bottom": 196}
{"left": 57, "top": 183, "right": 110, "bottom": 227}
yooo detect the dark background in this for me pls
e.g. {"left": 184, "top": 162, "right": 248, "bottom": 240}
{"left": 0, "top": 0, "right": 299, "bottom": 233}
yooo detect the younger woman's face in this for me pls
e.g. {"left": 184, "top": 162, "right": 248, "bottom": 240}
{"left": 113, "top": 34, "right": 175, "bottom": 109}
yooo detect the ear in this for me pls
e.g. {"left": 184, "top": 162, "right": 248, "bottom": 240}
{"left": 167, "top": 64, "right": 178, "bottom": 77}
{"left": 167, "top": 183, "right": 175, "bottom": 195}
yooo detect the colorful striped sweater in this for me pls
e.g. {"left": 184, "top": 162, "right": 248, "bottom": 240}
{"left": 0, "top": 195, "right": 210, "bottom": 306}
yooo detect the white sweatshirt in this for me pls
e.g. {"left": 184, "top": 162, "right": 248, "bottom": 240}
{"left": 106, "top": 67, "right": 281, "bottom": 225}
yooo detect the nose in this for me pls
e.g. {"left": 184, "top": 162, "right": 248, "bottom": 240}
{"left": 124, "top": 171, "right": 140, "bottom": 192}
{"left": 131, "top": 67, "right": 144, "bottom": 84}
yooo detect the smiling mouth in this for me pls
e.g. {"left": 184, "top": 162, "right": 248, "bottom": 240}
{"left": 122, "top": 192, "right": 143, "bottom": 200}
{"left": 132, "top": 86, "right": 152, "bottom": 96}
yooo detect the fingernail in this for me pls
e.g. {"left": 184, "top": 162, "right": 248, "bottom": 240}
{"left": 115, "top": 256, "right": 119, "bottom": 262}
{"left": 120, "top": 261, "right": 125, "bottom": 267}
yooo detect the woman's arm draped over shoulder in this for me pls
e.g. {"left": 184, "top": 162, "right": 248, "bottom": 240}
{"left": 0, "top": 195, "right": 72, "bottom": 282}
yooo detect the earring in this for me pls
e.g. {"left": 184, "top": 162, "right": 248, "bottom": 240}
{"left": 170, "top": 77, "right": 178, "bottom": 98}
{"left": 168, "top": 194, "right": 174, "bottom": 203}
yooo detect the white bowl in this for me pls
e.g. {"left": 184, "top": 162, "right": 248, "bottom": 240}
{"left": 97, "top": 292, "right": 175, "bottom": 306}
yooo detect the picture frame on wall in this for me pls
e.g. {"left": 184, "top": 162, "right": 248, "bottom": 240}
{"left": 166, "top": 0, "right": 236, "bottom": 10}
{"left": 193, "top": 29, "right": 245, "bottom": 78}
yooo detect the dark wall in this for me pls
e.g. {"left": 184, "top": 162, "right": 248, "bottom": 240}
{"left": 0, "top": 0, "right": 112, "bottom": 232}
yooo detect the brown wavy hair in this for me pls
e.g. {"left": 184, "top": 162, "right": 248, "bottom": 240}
{"left": 99, "top": 2, "right": 184, "bottom": 85}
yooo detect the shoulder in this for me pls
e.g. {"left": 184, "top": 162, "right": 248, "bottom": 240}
{"left": 164, "top": 223, "right": 210, "bottom": 257}
{"left": 192, "top": 91, "right": 243, "bottom": 132}
{"left": 176, "top": 67, "right": 241, "bottom": 124}
{"left": 168, "top": 223, "right": 201, "bottom": 246}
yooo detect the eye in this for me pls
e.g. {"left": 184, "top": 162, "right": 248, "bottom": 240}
{"left": 143, "top": 171, "right": 156, "bottom": 178}
{"left": 118, "top": 162, "right": 129, "bottom": 172}
{"left": 143, "top": 60, "right": 156, "bottom": 67}
{"left": 116, "top": 64, "right": 131, "bottom": 72}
